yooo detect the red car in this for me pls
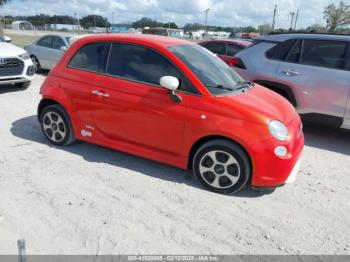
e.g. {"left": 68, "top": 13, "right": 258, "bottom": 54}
{"left": 199, "top": 39, "right": 251, "bottom": 67}
{"left": 38, "top": 34, "right": 304, "bottom": 194}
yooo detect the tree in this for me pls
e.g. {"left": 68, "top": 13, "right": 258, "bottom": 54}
{"left": 0, "top": 0, "right": 13, "bottom": 36}
{"left": 132, "top": 17, "right": 163, "bottom": 29}
{"left": 258, "top": 24, "right": 272, "bottom": 34}
{"left": 306, "top": 24, "right": 328, "bottom": 33}
{"left": 80, "top": 15, "right": 109, "bottom": 29}
{"left": 163, "top": 22, "right": 178, "bottom": 29}
{"left": 323, "top": 1, "right": 350, "bottom": 32}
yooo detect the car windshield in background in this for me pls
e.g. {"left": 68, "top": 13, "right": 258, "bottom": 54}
{"left": 168, "top": 44, "right": 245, "bottom": 95}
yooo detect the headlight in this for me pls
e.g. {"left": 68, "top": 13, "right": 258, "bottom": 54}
{"left": 269, "top": 120, "right": 289, "bottom": 141}
{"left": 18, "top": 52, "right": 30, "bottom": 60}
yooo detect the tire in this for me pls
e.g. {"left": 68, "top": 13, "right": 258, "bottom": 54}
{"left": 31, "top": 55, "right": 41, "bottom": 73}
{"left": 192, "top": 139, "right": 251, "bottom": 195}
{"left": 15, "top": 82, "right": 31, "bottom": 89}
{"left": 39, "top": 104, "right": 76, "bottom": 146}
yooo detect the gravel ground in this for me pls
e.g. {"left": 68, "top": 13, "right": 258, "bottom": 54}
{"left": 0, "top": 74, "right": 349, "bottom": 255}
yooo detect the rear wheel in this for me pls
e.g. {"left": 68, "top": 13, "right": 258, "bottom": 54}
{"left": 193, "top": 139, "right": 251, "bottom": 194}
{"left": 40, "top": 104, "right": 75, "bottom": 146}
{"left": 15, "top": 82, "right": 31, "bottom": 89}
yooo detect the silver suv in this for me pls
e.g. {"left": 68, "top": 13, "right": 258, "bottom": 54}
{"left": 234, "top": 34, "right": 350, "bottom": 130}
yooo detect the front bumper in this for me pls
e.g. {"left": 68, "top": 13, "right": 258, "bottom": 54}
{"left": 0, "top": 57, "right": 34, "bottom": 85}
{"left": 249, "top": 116, "right": 304, "bottom": 187}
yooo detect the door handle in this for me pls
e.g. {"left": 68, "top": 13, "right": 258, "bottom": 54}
{"left": 282, "top": 69, "right": 300, "bottom": 76}
{"left": 92, "top": 90, "right": 110, "bottom": 97}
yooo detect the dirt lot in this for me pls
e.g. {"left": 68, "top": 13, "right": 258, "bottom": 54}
{"left": 0, "top": 74, "right": 349, "bottom": 255}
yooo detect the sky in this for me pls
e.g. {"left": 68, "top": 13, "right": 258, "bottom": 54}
{"left": 0, "top": 0, "right": 339, "bottom": 29}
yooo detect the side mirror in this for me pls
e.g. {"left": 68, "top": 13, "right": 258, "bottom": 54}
{"left": 3, "top": 36, "right": 12, "bottom": 43}
{"left": 160, "top": 76, "right": 179, "bottom": 91}
{"left": 159, "top": 76, "right": 182, "bottom": 103}
{"left": 60, "top": 46, "right": 68, "bottom": 51}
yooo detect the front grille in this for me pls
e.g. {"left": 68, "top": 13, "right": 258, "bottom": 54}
{"left": 0, "top": 58, "right": 24, "bottom": 77}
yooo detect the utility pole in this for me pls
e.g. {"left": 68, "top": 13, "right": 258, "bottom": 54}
{"left": 272, "top": 5, "right": 277, "bottom": 31}
{"left": 93, "top": 15, "right": 97, "bottom": 28}
{"left": 74, "top": 12, "right": 78, "bottom": 34}
{"left": 294, "top": 9, "right": 299, "bottom": 30}
{"left": 112, "top": 12, "right": 114, "bottom": 25}
{"left": 290, "top": 11, "right": 295, "bottom": 30}
{"left": 204, "top": 8, "right": 210, "bottom": 40}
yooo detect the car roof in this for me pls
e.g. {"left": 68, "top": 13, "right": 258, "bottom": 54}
{"left": 200, "top": 39, "right": 252, "bottom": 47}
{"left": 38, "top": 34, "right": 72, "bottom": 39}
{"left": 75, "top": 33, "right": 190, "bottom": 47}
{"left": 258, "top": 33, "right": 350, "bottom": 43}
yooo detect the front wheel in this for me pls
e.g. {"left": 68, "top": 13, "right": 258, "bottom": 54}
{"left": 31, "top": 56, "right": 41, "bottom": 73}
{"left": 192, "top": 139, "right": 251, "bottom": 194}
{"left": 40, "top": 104, "right": 76, "bottom": 146}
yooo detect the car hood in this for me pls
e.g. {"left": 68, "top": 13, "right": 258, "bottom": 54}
{"left": 0, "top": 43, "right": 26, "bottom": 58}
{"left": 216, "top": 84, "right": 296, "bottom": 126}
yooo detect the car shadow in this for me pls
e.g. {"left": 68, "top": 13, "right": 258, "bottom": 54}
{"left": 303, "top": 122, "right": 350, "bottom": 156}
{"left": 37, "top": 70, "right": 49, "bottom": 76}
{"left": 10, "top": 115, "right": 265, "bottom": 198}
{"left": 0, "top": 84, "right": 27, "bottom": 94}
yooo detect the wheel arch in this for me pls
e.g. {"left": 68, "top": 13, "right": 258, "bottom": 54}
{"left": 37, "top": 98, "right": 69, "bottom": 120}
{"left": 188, "top": 135, "right": 252, "bottom": 172}
{"left": 253, "top": 80, "right": 298, "bottom": 107}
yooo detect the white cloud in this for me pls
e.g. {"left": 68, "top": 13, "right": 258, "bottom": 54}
{"left": 1, "top": 0, "right": 335, "bottom": 28}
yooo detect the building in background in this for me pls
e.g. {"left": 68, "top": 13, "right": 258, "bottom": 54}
{"left": 142, "top": 27, "right": 184, "bottom": 39}
{"left": 46, "top": 24, "right": 83, "bottom": 32}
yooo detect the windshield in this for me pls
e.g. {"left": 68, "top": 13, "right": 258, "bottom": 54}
{"left": 168, "top": 44, "right": 244, "bottom": 95}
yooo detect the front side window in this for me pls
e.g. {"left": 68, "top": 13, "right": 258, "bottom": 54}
{"left": 205, "top": 42, "right": 226, "bottom": 56}
{"left": 301, "top": 40, "right": 347, "bottom": 70}
{"left": 37, "top": 36, "right": 53, "bottom": 48}
{"left": 106, "top": 43, "right": 197, "bottom": 93}
{"left": 169, "top": 44, "right": 244, "bottom": 95}
{"left": 68, "top": 42, "right": 110, "bottom": 73}
{"left": 52, "top": 37, "right": 66, "bottom": 50}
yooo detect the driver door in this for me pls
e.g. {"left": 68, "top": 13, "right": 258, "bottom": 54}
{"left": 90, "top": 43, "right": 191, "bottom": 155}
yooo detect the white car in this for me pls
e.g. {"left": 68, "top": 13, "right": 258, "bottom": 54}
{"left": 0, "top": 37, "right": 35, "bottom": 89}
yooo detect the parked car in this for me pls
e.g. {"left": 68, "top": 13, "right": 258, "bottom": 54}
{"left": 199, "top": 39, "right": 251, "bottom": 67}
{"left": 0, "top": 36, "right": 34, "bottom": 89}
{"left": 37, "top": 34, "right": 304, "bottom": 195}
{"left": 1, "top": 35, "right": 12, "bottom": 43}
{"left": 233, "top": 33, "right": 350, "bottom": 130}
{"left": 143, "top": 27, "right": 184, "bottom": 39}
{"left": 24, "top": 35, "right": 71, "bottom": 72}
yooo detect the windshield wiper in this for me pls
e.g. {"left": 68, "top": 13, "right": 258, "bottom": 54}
{"left": 235, "top": 81, "right": 254, "bottom": 90}
{"left": 204, "top": 84, "right": 235, "bottom": 91}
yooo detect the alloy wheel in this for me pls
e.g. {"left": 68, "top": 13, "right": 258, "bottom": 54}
{"left": 199, "top": 150, "right": 241, "bottom": 189}
{"left": 42, "top": 111, "right": 66, "bottom": 143}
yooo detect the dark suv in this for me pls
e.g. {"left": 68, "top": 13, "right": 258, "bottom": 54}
{"left": 233, "top": 33, "right": 350, "bottom": 129}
